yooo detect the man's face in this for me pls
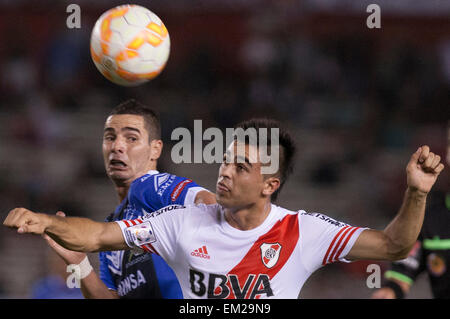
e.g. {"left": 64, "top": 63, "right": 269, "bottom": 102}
{"left": 216, "top": 141, "right": 269, "bottom": 209}
{"left": 103, "top": 114, "right": 155, "bottom": 185}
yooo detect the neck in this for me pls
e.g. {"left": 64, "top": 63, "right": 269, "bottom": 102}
{"left": 224, "top": 200, "right": 272, "bottom": 231}
{"left": 111, "top": 165, "right": 157, "bottom": 202}
{"left": 115, "top": 185, "right": 130, "bottom": 202}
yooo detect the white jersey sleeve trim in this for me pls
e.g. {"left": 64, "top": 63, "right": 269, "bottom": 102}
{"left": 339, "top": 227, "right": 368, "bottom": 263}
{"left": 115, "top": 219, "right": 157, "bottom": 254}
{"left": 115, "top": 220, "right": 134, "bottom": 248}
{"left": 324, "top": 227, "right": 368, "bottom": 265}
{"left": 184, "top": 186, "right": 208, "bottom": 205}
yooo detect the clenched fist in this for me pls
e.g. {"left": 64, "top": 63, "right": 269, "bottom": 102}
{"left": 3, "top": 207, "right": 51, "bottom": 234}
{"left": 406, "top": 145, "right": 445, "bottom": 195}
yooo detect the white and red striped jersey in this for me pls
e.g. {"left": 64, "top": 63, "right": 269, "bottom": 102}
{"left": 116, "top": 203, "right": 367, "bottom": 299}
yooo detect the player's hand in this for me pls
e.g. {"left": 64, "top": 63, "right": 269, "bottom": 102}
{"left": 371, "top": 287, "right": 396, "bottom": 299}
{"left": 3, "top": 207, "right": 51, "bottom": 234}
{"left": 42, "top": 211, "right": 87, "bottom": 265}
{"left": 406, "top": 145, "right": 445, "bottom": 195}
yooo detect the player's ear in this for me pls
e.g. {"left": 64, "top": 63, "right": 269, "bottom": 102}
{"left": 262, "top": 176, "right": 280, "bottom": 197}
{"left": 150, "top": 139, "right": 163, "bottom": 161}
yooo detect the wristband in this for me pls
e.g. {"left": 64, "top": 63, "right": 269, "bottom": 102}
{"left": 78, "top": 256, "right": 94, "bottom": 279}
{"left": 384, "top": 281, "right": 405, "bottom": 299}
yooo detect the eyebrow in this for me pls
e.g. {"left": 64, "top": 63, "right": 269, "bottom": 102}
{"left": 104, "top": 127, "right": 141, "bottom": 134}
{"left": 224, "top": 152, "right": 253, "bottom": 167}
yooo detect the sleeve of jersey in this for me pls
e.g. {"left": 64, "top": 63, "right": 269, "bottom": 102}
{"left": 98, "top": 251, "right": 117, "bottom": 291}
{"left": 298, "top": 212, "right": 368, "bottom": 272}
{"left": 384, "top": 239, "right": 425, "bottom": 286}
{"left": 161, "top": 176, "right": 205, "bottom": 206}
{"left": 115, "top": 205, "right": 188, "bottom": 264}
{"left": 138, "top": 174, "right": 206, "bottom": 209}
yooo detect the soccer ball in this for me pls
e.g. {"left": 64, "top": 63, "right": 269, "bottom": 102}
{"left": 90, "top": 4, "right": 170, "bottom": 86}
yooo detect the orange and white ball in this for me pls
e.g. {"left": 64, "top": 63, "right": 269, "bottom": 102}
{"left": 90, "top": 5, "right": 170, "bottom": 86}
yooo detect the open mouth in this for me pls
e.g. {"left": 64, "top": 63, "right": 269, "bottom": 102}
{"left": 109, "top": 159, "right": 127, "bottom": 168}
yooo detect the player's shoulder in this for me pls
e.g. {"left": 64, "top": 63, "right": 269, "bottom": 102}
{"left": 272, "top": 204, "right": 349, "bottom": 228}
{"left": 140, "top": 203, "right": 188, "bottom": 222}
{"left": 181, "top": 203, "right": 223, "bottom": 226}
{"left": 141, "top": 202, "right": 218, "bottom": 220}
{"left": 132, "top": 171, "right": 197, "bottom": 195}
{"left": 270, "top": 204, "right": 300, "bottom": 219}
{"left": 297, "top": 210, "right": 349, "bottom": 228}
{"left": 190, "top": 203, "right": 221, "bottom": 218}
{"left": 131, "top": 171, "right": 177, "bottom": 192}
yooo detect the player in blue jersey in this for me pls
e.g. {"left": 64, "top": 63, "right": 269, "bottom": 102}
{"left": 44, "top": 99, "right": 215, "bottom": 298}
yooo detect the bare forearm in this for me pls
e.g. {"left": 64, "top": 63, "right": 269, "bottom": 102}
{"left": 45, "top": 216, "right": 106, "bottom": 252}
{"left": 4, "top": 208, "right": 128, "bottom": 251}
{"left": 347, "top": 145, "right": 443, "bottom": 262}
{"left": 81, "top": 271, "right": 118, "bottom": 299}
{"left": 383, "top": 187, "right": 427, "bottom": 258}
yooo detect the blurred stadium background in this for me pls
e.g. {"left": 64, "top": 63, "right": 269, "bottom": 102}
{"left": 0, "top": 0, "right": 448, "bottom": 298}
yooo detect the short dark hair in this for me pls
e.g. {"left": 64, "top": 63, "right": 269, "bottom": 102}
{"left": 109, "top": 99, "right": 161, "bottom": 142}
{"left": 234, "top": 118, "right": 296, "bottom": 202}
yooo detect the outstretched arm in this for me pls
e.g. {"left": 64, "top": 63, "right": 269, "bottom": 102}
{"left": 42, "top": 211, "right": 119, "bottom": 299}
{"left": 3, "top": 209, "right": 128, "bottom": 252}
{"left": 346, "top": 145, "right": 444, "bottom": 261}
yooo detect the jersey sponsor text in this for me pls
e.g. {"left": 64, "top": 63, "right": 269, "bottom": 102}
{"left": 117, "top": 269, "right": 147, "bottom": 296}
{"left": 189, "top": 269, "right": 273, "bottom": 299}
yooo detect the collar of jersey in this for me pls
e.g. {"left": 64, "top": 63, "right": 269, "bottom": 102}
{"left": 146, "top": 169, "right": 159, "bottom": 176}
{"left": 218, "top": 204, "right": 278, "bottom": 237}
{"left": 128, "top": 170, "right": 160, "bottom": 188}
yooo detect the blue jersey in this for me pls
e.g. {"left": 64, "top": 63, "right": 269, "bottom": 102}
{"left": 98, "top": 170, "right": 205, "bottom": 298}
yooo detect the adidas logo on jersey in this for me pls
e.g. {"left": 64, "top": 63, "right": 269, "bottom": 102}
{"left": 191, "top": 246, "right": 210, "bottom": 259}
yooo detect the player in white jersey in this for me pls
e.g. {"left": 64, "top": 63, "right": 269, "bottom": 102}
{"left": 116, "top": 203, "right": 364, "bottom": 298}
{"left": 4, "top": 119, "right": 445, "bottom": 299}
